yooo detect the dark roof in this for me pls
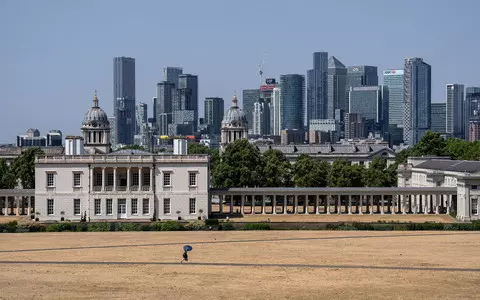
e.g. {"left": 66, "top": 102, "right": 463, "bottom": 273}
{"left": 210, "top": 187, "right": 455, "bottom": 195}
{"left": 416, "top": 159, "right": 480, "bottom": 173}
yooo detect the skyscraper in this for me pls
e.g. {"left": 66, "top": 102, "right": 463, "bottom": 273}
{"left": 446, "top": 84, "right": 465, "bottom": 139}
{"left": 348, "top": 86, "right": 389, "bottom": 136}
{"left": 242, "top": 89, "right": 259, "bottom": 134}
{"left": 204, "top": 97, "right": 224, "bottom": 135}
{"left": 156, "top": 81, "right": 175, "bottom": 135}
{"left": 280, "top": 74, "right": 305, "bottom": 131}
{"left": 327, "top": 56, "right": 347, "bottom": 119}
{"left": 113, "top": 57, "right": 136, "bottom": 145}
{"left": 163, "top": 67, "right": 183, "bottom": 88}
{"left": 172, "top": 74, "right": 198, "bottom": 134}
{"left": 346, "top": 65, "right": 378, "bottom": 112}
{"left": 135, "top": 102, "right": 148, "bottom": 135}
{"left": 465, "top": 87, "right": 480, "bottom": 137}
{"left": 383, "top": 69, "right": 404, "bottom": 128}
{"left": 307, "top": 52, "right": 328, "bottom": 125}
{"left": 271, "top": 87, "right": 282, "bottom": 135}
{"left": 430, "top": 103, "right": 446, "bottom": 134}
{"left": 403, "top": 57, "right": 431, "bottom": 145}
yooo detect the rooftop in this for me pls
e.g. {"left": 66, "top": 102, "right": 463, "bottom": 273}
{"left": 415, "top": 159, "right": 480, "bottom": 174}
{"left": 256, "top": 144, "right": 394, "bottom": 155}
{"left": 35, "top": 154, "right": 209, "bottom": 164}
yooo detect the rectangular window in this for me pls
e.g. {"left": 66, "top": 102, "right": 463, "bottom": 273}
{"left": 95, "top": 173, "right": 102, "bottom": 186}
{"left": 73, "top": 173, "right": 81, "bottom": 187}
{"left": 163, "top": 198, "right": 170, "bottom": 214}
{"left": 189, "top": 198, "right": 196, "bottom": 214}
{"left": 94, "top": 199, "right": 101, "bottom": 215}
{"left": 143, "top": 172, "right": 150, "bottom": 186}
{"left": 107, "top": 173, "right": 114, "bottom": 186}
{"left": 163, "top": 172, "right": 171, "bottom": 186}
{"left": 132, "top": 172, "right": 139, "bottom": 186}
{"left": 106, "top": 199, "right": 113, "bottom": 215}
{"left": 143, "top": 198, "right": 150, "bottom": 214}
{"left": 472, "top": 198, "right": 478, "bottom": 215}
{"left": 47, "top": 173, "right": 55, "bottom": 187}
{"left": 472, "top": 185, "right": 478, "bottom": 190}
{"left": 131, "top": 198, "right": 138, "bottom": 215}
{"left": 73, "top": 199, "right": 80, "bottom": 215}
{"left": 47, "top": 199, "right": 54, "bottom": 215}
{"left": 189, "top": 172, "right": 197, "bottom": 187}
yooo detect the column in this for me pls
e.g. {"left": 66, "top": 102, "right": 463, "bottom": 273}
{"left": 424, "top": 194, "right": 428, "bottom": 214}
{"left": 89, "top": 167, "right": 94, "bottom": 191}
{"left": 304, "top": 196, "right": 309, "bottom": 214}
{"left": 369, "top": 195, "right": 373, "bottom": 215}
{"left": 27, "top": 196, "right": 31, "bottom": 215}
{"left": 348, "top": 195, "right": 352, "bottom": 214}
{"left": 359, "top": 195, "right": 363, "bottom": 215}
{"left": 101, "top": 167, "right": 106, "bottom": 192}
{"left": 113, "top": 167, "right": 117, "bottom": 191}
{"left": 138, "top": 167, "right": 143, "bottom": 191}
{"left": 15, "top": 197, "right": 20, "bottom": 216}
{"left": 219, "top": 196, "right": 223, "bottom": 214}
{"left": 241, "top": 195, "right": 245, "bottom": 214}
{"left": 261, "top": 195, "right": 266, "bottom": 214}
{"left": 337, "top": 195, "right": 341, "bottom": 215}
{"left": 294, "top": 195, "right": 298, "bottom": 214}
{"left": 446, "top": 195, "right": 451, "bottom": 215}
{"left": 326, "top": 195, "right": 330, "bottom": 214}
{"left": 230, "top": 195, "right": 234, "bottom": 214}
{"left": 251, "top": 196, "right": 255, "bottom": 214}
{"left": 273, "top": 195, "right": 277, "bottom": 214}
{"left": 391, "top": 196, "right": 396, "bottom": 214}
{"left": 149, "top": 167, "right": 154, "bottom": 191}
{"left": 380, "top": 195, "right": 385, "bottom": 214}
{"left": 435, "top": 195, "right": 439, "bottom": 214}
{"left": 283, "top": 196, "right": 287, "bottom": 215}
{"left": 315, "top": 195, "right": 319, "bottom": 214}
{"left": 127, "top": 167, "right": 131, "bottom": 191}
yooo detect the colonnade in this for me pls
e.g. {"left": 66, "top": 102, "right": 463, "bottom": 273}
{"left": 0, "top": 196, "right": 35, "bottom": 216}
{"left": 91, "top": 166, "right": 154, "bottom": 192}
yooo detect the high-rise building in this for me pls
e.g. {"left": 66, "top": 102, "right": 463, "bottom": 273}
{"left": 465, "top": 87, "right": 480, "bottom": 137}
{"left": 271, "top": 87, "right": 282, "bottom": 135}
{"left": 327, "top": 56, "right": 347, "bottom": 119}
{"left": 280, "top": 74, "right": 305, "bottom": 131}
{"left": 204, "top": 97, "right": 224, "bottom": 135}
{"left": 344, "top": 113, "right": 365, "bottom": 139}
{"left": 431, "top": 103, "right": 446, "bottom": 134}
{"left": 113, "top": 57, "right": 136, "bottom": 145}
{"left": 163, "top": 67, "right": 183, "bottom": 88}
{"left": 383, "top": 70, "right": 404, "bottom": 128}
{"left": 172, "top": 74, "right": 198, "bottom": 134}
{"left": 135, "top": 103, "right": 148, "bottom": 135}
{"left": 156, "top": 81, "right": 176, "bottom": 135}
{"left": 307, "top": 52, "right": 328, "bottom": 125}
{"left": 468, "top": 119, "right": 480, "bottom": 142}
{"left": 254, "top": 78, "right": 277, "bottom": 136}
{"left": 346, "top": 65, "right": 378, "bottom": 111}
{"left": 242, "top": 89, "right": 259, "bottom": 134}
{"left": 348, "top": 86, "right": 389, "bottom": 136}
{"left": 403, "top": 57, "right": 431, "bottom": 145}
{"left": 446, "top": 84, "right": 465, "bottom": 139}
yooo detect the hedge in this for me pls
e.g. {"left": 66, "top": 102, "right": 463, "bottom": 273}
{"left": 243, "top": 223, "right": 271, "bottom": 230}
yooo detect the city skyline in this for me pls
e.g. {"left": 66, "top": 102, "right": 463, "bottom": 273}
{"left": 2, "top": 0, "right": 480, "bottom": 143}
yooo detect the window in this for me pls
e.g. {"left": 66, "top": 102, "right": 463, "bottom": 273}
{"left": 143, "top": 198, "right": 150, "bottom": 214}
{"left": 164, "top": 198, "right": 170, "bottom": 214}
{"left": 73, "top": 199, "right": 80, "bottom": 215}
{"left": 473, "top": 198, "right": 478, "bottom": 215}
{"left": 143, "top": 172, "right": 150, "bottom": 186}
{"left": 163, "top": 172, "right": 171, "bottom": 186}
{"left": 95, "top": 173, "right": 102, "bottom": 186}
{"left": 189, "top": 172, "right": 197, "bottom": 187}
{"left": 94, "top": 199, "right": 101, "bottom": 215}
{"left": 472, "top": 185, "right": 478, "bottom": 190}
{"left": 47, "top": 199, "right": 54, "bottom": 215}
{"left": 189, "top": 198, "right": 196, "bottom": 214}
{"left": 107, "top": 173, "right": 114, "bottom": 186}
{"left": 131, "top": 198, "right": 138, "bottom": 215}
{"left": 132, "top": 172, "right": 139, "bottom": 186}
{"left": 106, "top": 199, "right": 113, "bottom": 215}
{"left": 47, "top": 173, "right": 55, "bottom": 187}
{"left": 73, "top": 173, "right": 81, "bottom": 187}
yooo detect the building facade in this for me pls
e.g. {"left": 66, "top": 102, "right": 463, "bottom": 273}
{"left": 383, "top": 69, "right": 404, "bottom": 130}
{"left": 327, "top": 56, "right": 347, "bottom": 119}
{"left": 220, "top": 93, "right": 248, "bottom": 150}
{"left": 113, "top": 57, "right": 136, "bottom": 145}
{"left": 174, "top": 74, "right": 198, "bottom": 134}
{"left": 242, "top": 89, "right": 260, "bottom": 134}
{"left": 156, "top": 81, "right": 175, "bottom": 136}
{"left": 135, "top": 102, "right": 148, "bottom": 135}
{"left": 271, "top": 87, "right": 282, "bottom": 135}
{"left": 403, "top": 57, "right": 431, "bottom": 145}
{"left": 346, "top": 65, "right": 378, "bottom": 111}
{"left": 280, "top": 74, "right": 305, "bottom": 131}
{"left": 163, "top": 67, "right": 183, "bottom": 88}
{"left": 465, "top": 87, "right": 480, "bottom": 137}
{"left": 81, "top": 91, "right": 111, "bottom": 154}
{"left": 204, "top": 97, "right": 224, "bottom": 135}
{"left": 469, "top": 119, "right": 480, "bottom": 142}
{"left": 348, "top": 86, "right": 389, "bottom": 137}
{"left": 446, "top": 84, "right": 465, "bottom": 139}
{"left": 430, "top": 103, "right": 447, "bottom": 134}
{"left": 307, "top": 52, "right": 329, "bottom": 125}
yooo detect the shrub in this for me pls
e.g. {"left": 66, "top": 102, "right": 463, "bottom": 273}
{"left": 46, "top": 223, "right": 76, "bottom": 232}
{"left": 325, "top": 223, "right": 341, "bottom": 230}
{"left": 372, "top": 224, "right": 394, "bottom": 231}
{"left": 76, "top": 223, "right": 88, "bottom": 232}
{"left": 205, "top": 219, "right": 219, "bottom": 226}
{"left": 87, "top": 223, "right": 110, "bottom": 232}
{"left": 0, "top": 224, "right": 5, "bottom": 233}
{"left": 407, "top": 222, "right": 444, "bottom": 231}
{"left": 161, "top": 220, "right": 183, "bottom": 231}
{"left": 222, "top": 222, "right": 235, "bottom": 231}
{"left": 337, "top": 225, "right": 358, "bottom": 231}
{"left": 150, "top": 222, "right": 163, "bottom": 231}
{"left": 472, "top": 220, "right": 480, "bottom": 231}
{"left": 185, "top": 220, "right": 205, "bottom": 231}
{"left": 244, "top": 223, "right": 270, "bottom": 230}
{"left": 6, "top": 221, "right": 18, "bottom": 233}
{"left": 140, "top": 224, "right": 151, "bottom": 231}
{"left": 27, "top": 224, "right": 47, "bottom": 232}
{"left": 116, "top": 223, "right": 139, "bottom": 231}
{"left": 352, "top": 223, "right": 374, "bottom": 230}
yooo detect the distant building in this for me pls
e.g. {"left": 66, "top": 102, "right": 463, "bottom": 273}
{"left": 220, "top": 93, "right": 248, "bottom": 151}
{"left": 307, "top": 52, "right": 329, "bottom": 125}
{"left": 16, "top": 129, "right": 62, "bottom": 147}
{"left": 173, "top": 74, "right": 198, "bottom": 134}
{"left": 348, "top": 86, "right": 389, "bottom": 137}
{"left": 465, "top": 87, "right": 480, "bottom": 137}
{"left": 431, "top": 103, "right": 447, "bottom": 134}
{"left": 383, "top": 69, "right": 404, "bottom": 144}
{"left": 204, "top": 97, "right": 224, "bottom": 135}
{"left": 156, "top": 81, "right": 175, "bottom": 135}
{"left": 346, "top": 65, "right": 378, "bottom": 110}
{"left": 446, "top": 84, "right": 465, "bottom": 139}
{"left": 327, "top": 56, "right": 347, "bottom": 119}
{"left": 308, "top": 119, "right": 340, "bottom": 143}
{"left": 163, "top": 66, "right": 183, "bottom": 88}
{"left": 135, "top": 102, "right": 148, "bottom": 135}
{"left": 81, "top": 91, "right": 111, "bottom": 154}
{"left": 469, "top": 119, "right": 480, "bottom": 142}
{"left": 403, "top": 57, "right": 431, "bottom": 145}
{"left": 280, "top": 74, "right": 305, "bottom": 131}
{"left": 344, "top": 113, "right": 365, "bottom": 140}
{"left": 242, "top": 89, "right": 259, "bottom": 134}
{"left": 271, "top": 87, "right": 282, "bottom": 135}
{"left": 280, "top": 129, "right": 305, "bottom": 145}
{"left": 113, "top": 56, "right": 136, "bottom": 145}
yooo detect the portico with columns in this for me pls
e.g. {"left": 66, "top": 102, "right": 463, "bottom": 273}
{"left": 0, "top": 189, "right": 35, "bottom": 217}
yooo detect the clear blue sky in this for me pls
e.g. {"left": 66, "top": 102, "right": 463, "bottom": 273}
{"left": 1, "top": 0, "right": 479, "bottom": 143}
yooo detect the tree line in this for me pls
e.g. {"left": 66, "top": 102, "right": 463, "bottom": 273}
{"left": 0, "top": 148, "right": 43, "bottom": 189}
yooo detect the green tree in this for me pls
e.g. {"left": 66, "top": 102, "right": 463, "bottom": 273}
{"left": 395, "top": 149, "right": 411, "bottom": 164}
{"left": 410, "top": 131, "right": 447, "bottom": 157}
{"left": 0, "top": 159, "right": 16, "bottom": 189}
{"left": 10, "top": 147, "right": 44, "bottom": 189}
{"left": 187, "top": 143, "right": 211, "bottom": 154}
{"left": 292, "top": 155, "right": 330, "bottom": 187}
{"left": 364, "top": 157, "right": 393, "bottom": 187}
{"left": 328, "top": 159, "right": 352, "bottom": 187}
{"left": 263, "top": 149, "right": 293, "bottom": 187}
{"left": 212, "top": 139, "right": 265, "bottom": 188}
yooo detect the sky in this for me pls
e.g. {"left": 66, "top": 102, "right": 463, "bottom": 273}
{"left": 1, "top": 0, "right": 479, "bottom": 143}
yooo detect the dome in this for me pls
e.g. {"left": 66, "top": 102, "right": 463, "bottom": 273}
{"left": 222, "top": 92, "right": 248, "bottom": 127}
{"left": 82, "top": 91, "right": 110, "bottom": 128}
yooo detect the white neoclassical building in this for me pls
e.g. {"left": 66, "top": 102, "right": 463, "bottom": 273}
{"left": 220, "top": 92, "right": 248, "bottom": 151}
{"left": 398, "top": 157, "right": 480, "bottom": 221}
{"left": 33, "top": 91, "right": 210, "bottom": 221}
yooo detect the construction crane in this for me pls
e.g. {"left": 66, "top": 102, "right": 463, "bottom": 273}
{"left": 257, "top": 53, "right": 268, "bottom": 85}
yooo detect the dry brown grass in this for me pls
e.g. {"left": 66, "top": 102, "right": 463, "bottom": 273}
{"left": 0, "top": 231, "right": 479, "bottom": 300}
